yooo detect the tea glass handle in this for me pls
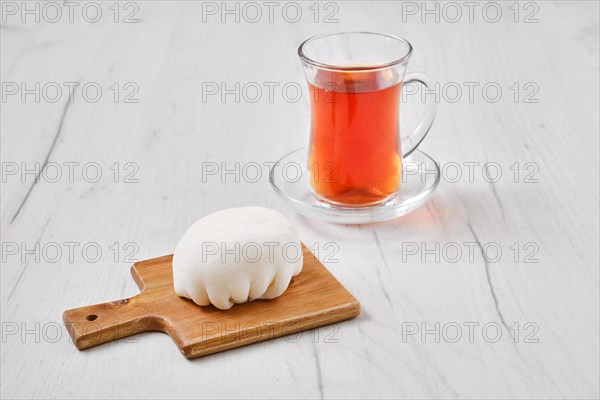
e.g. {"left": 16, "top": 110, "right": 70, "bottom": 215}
{"left": 401, "top": 72, "right": 437, "bottom": 157}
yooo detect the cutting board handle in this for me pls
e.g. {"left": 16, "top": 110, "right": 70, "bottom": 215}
{"left": 63, "top": 294, "right": 162, "bottom": 350}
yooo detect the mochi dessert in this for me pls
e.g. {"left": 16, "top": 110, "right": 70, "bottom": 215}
{"left": 172, "top": 207, "right": 303, "bottom": 310}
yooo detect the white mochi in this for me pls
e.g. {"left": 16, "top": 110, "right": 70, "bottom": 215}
{"left": 172, "top": 207, "right": 303, "bottom": 310}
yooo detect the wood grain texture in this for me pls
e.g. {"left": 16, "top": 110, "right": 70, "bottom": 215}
{"left": 63, "top": 247, "right": 360, "bottom": 358}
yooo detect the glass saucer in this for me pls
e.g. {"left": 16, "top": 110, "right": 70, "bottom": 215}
{"left": 269, "top": 147, "right": 440, "bottom": 224}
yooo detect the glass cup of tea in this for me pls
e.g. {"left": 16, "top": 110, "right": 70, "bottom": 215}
{"left": 298, "top": 32, "right": 437, "bottom": 207}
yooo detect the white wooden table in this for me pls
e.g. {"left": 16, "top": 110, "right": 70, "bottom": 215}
{"left": 1, "top": 1, "right": 599, "bottom": 398}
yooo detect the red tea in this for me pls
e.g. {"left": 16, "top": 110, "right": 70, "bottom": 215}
{"left": 308, "top": 69, "right": 402, "bottom": 206}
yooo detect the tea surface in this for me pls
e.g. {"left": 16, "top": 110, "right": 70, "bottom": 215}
{"left": 308, "top": 70, "right": 402, "bottom": 206}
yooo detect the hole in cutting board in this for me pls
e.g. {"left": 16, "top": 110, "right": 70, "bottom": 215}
{"left": 86, "top": 314, "right": 98, "bottom": 321}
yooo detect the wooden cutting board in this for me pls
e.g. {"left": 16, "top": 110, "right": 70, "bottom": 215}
{"left": 63, "top": 245, "right": 360, "bottom": 359}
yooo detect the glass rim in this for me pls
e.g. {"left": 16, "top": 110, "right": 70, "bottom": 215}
{"left": 298, "top": 31, "right": 413, "bottom": 71}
